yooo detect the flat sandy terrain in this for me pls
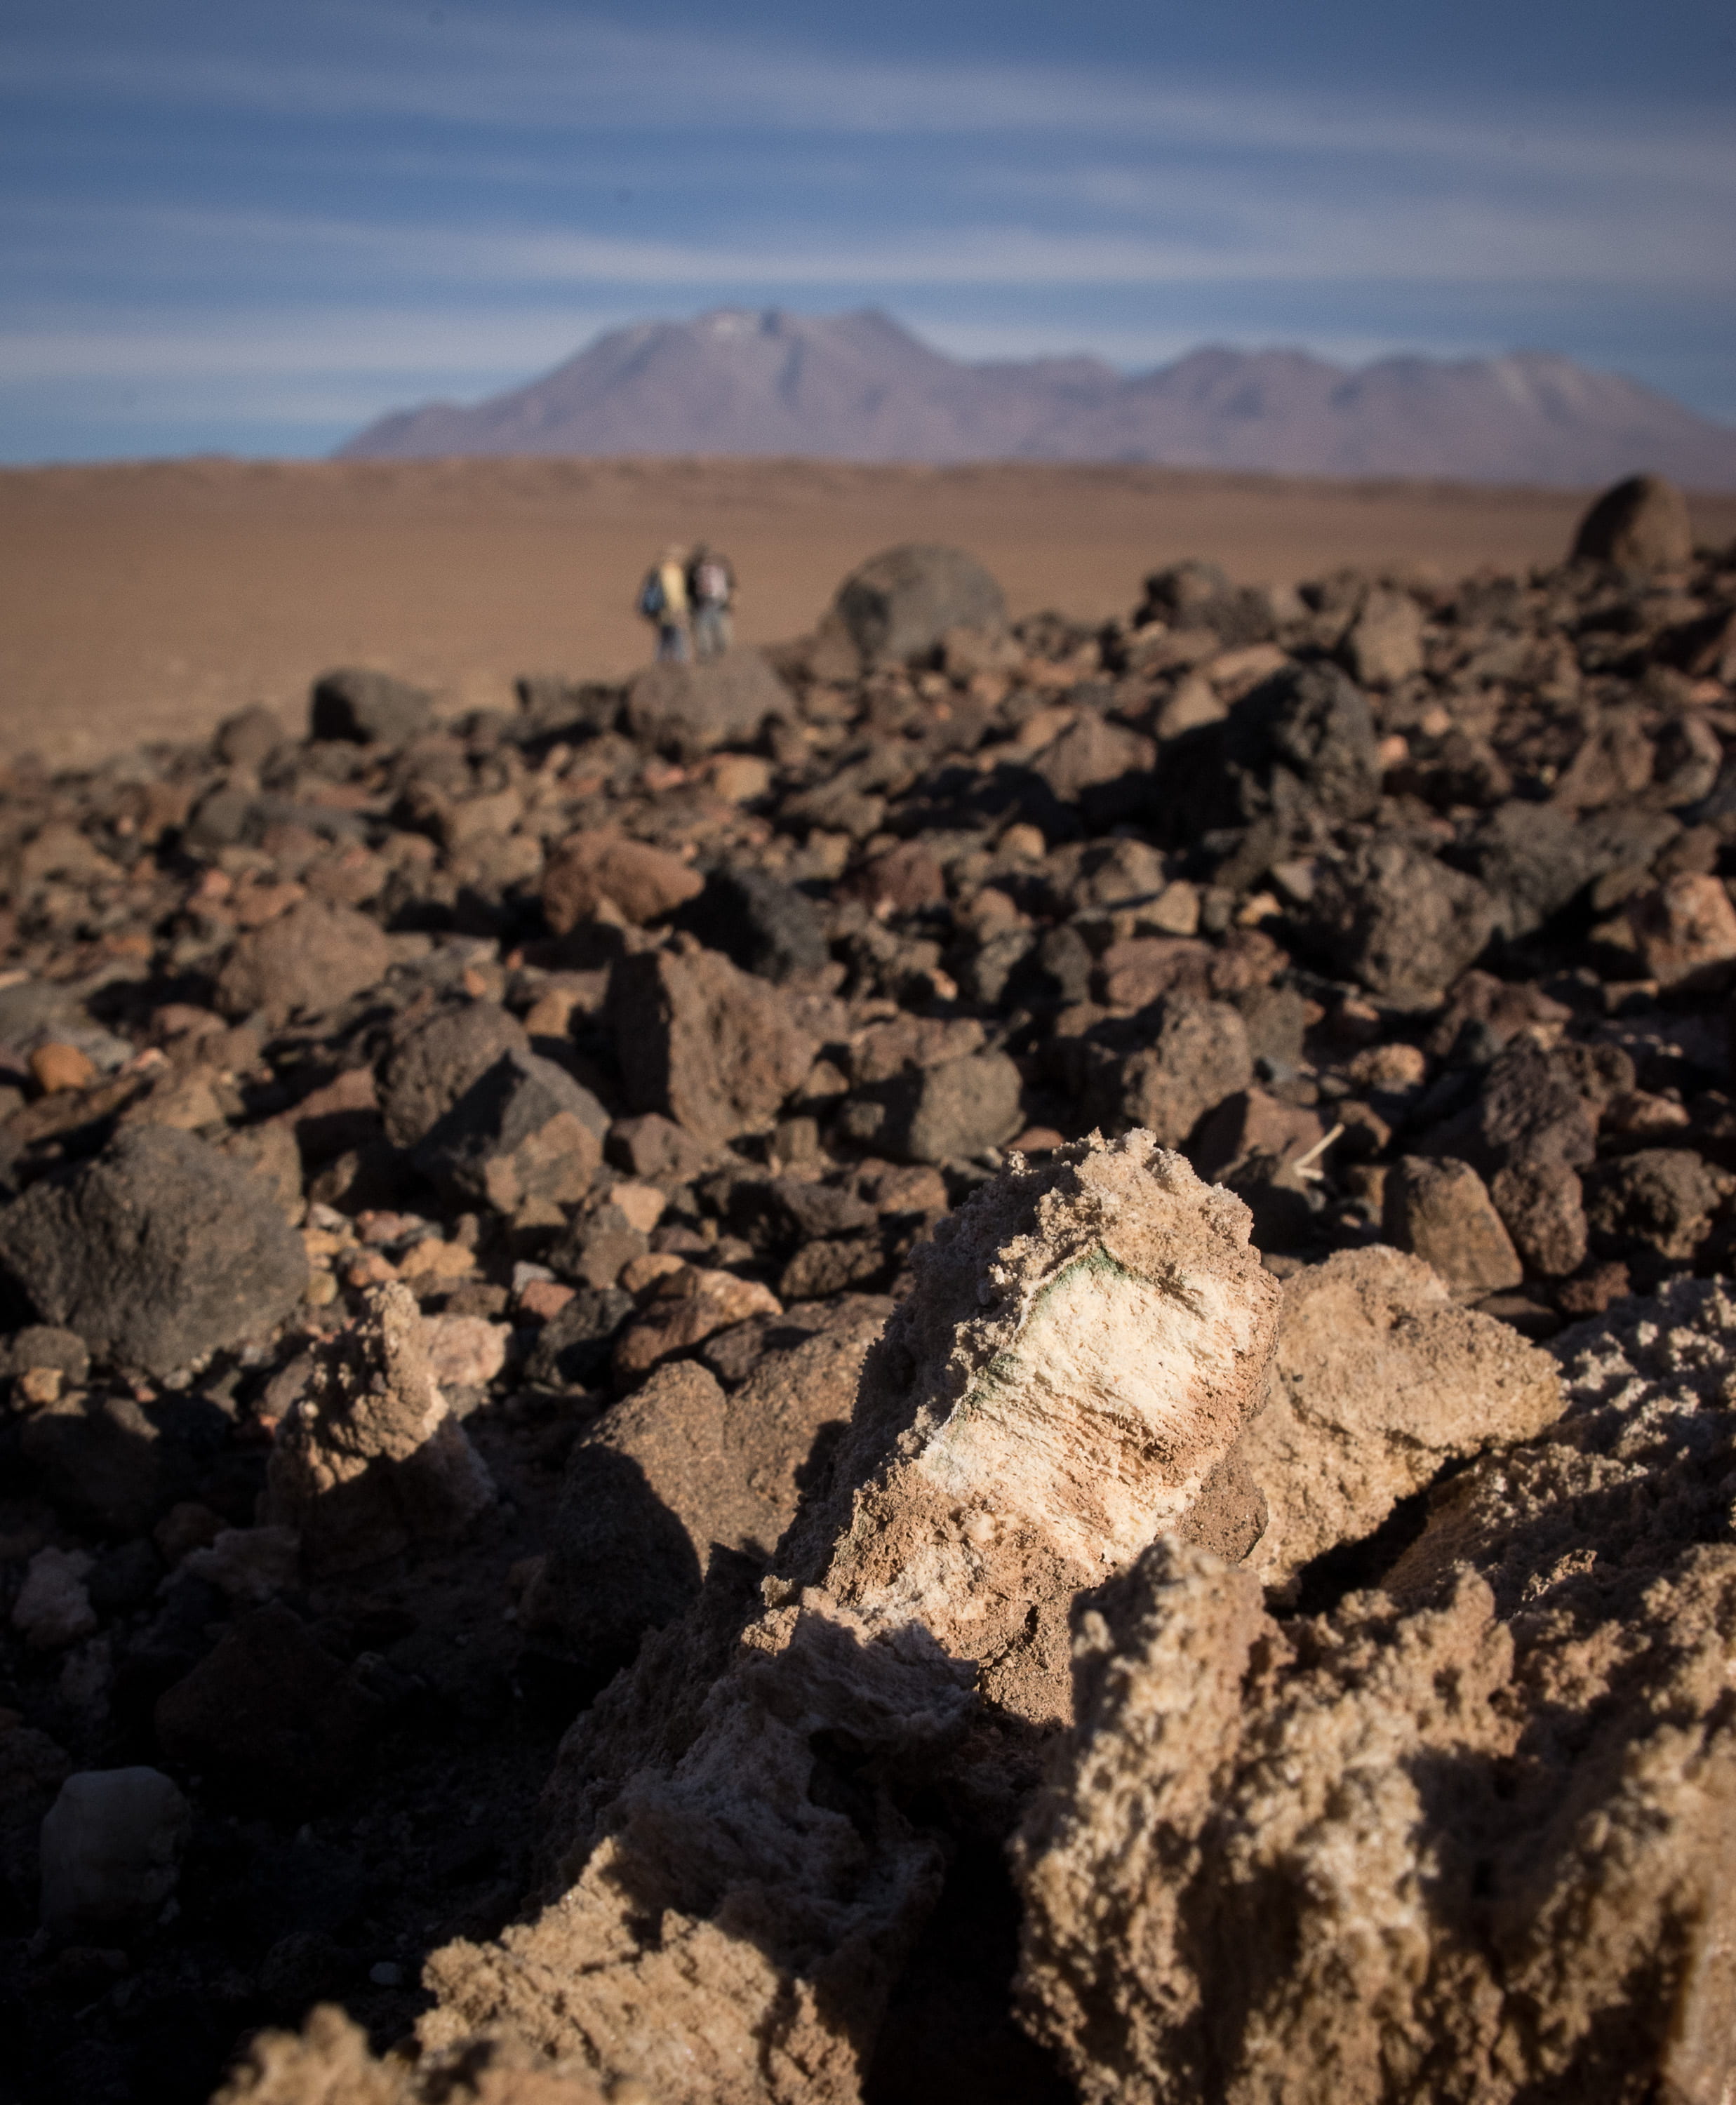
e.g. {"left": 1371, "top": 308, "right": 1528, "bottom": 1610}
{"left": 3, "top": 455, "right": 1733, "bottom": 766}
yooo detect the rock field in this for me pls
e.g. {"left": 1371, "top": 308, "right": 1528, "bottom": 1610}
{"left": 3, "top": 470, "right": 1736, "bottom": 2101}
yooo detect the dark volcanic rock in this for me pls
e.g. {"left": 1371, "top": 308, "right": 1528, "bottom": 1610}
{"left": 523, "top": 1286, "right": 635, "bottom": 1389}
{"left": 154, "top": 1605, "right": 387, "bottom": 1810}
{"left": 829, "top": 543, "right": 1008, "bottom": 670}
{"left": 837, "top": 1049, "right": 1024, "bottom": 1164}
{"left": 378, "top": 998, "right": 531, "bottom": 1149}
{"left": 1304, "top": 838, "right": 1495, "bottom": 1008}
{"left": 309, "top": 667, "right": 434, "bottom": 745}
{"left": 606, "top": 943, "right": 819, "bottom": 1149}
{"left": 538, "top": 1312, "right": 878, "bottom": 1671}
{"left": 674, "top": 865, "right": 829, "bottom": 982}
{"left": 624, "top": 651, "right": 794, "bottom": 757}
{"left": 1570, "top": 473, "right": 1693, "bottom": 571}
{"left": 1085, "top": 998, "right": 1254, "bottom": 1150}
{"left": 0, "top": 1126, "right": 309, "bottom": 1376}
{"left": 1382, "top": 1155, "right": 1523, "bottom": 1299}
{"left": 413, "top": 1048, "right": 604, "bottom": 1217}
{"left": 1222, "top": 661, "right": 1382, "bottom": 829}
{"left": 1583, "top": 1148, "right": 1735, "bottom": 1267}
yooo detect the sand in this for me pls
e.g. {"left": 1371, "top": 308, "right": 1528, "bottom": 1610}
{"left": 2, "top": 455, "right": 1732, "bottom": 766}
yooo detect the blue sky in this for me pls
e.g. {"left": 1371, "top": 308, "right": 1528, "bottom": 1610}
{"left": 2, "top": 0, "right": 1734, "bottom": 462}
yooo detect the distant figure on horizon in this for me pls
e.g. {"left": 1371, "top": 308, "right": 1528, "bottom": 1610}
{"left": 638, "top": 543, "right": 690, "bottom": 662}
{"left": 688, "top": 543, "right": 736, "bottom": 660}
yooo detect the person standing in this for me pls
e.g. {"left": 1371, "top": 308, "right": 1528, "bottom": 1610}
{"left": 687, "top": 543, "right": 735, "bottom": 661}
{"left": 638, "top": 543, "right": 691, "bottom": 662}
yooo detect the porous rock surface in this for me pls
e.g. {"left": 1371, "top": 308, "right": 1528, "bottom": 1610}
{"left": 264, "top": 1281, "right": 494, "bottom": 1575}
{"left": 0, "top": 1123, "right": 309, "bottom": 1376}
{"left": 409, "top": 1132, "right": 1279, "bottom": 2104}
{"left": 1241, "top": 1243, "right": 1563, "bottom": 1593}
{"left": 1014, "top": 1273, "right": 1736, "bottom": 2105}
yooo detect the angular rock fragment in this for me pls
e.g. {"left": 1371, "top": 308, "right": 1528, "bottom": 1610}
{"left": 674, "top": 865, "right": 829, "bottom": 982}
{"left": 1241, "top": 1245, "right": 1562, "bottom": 1593}
{"left": 1017, "top": 1275, "right": 1736, "bottom": 2105}
{"left": 1084, "top": 997, "right": 1253, "bottom": 1149}
{"left": 413, "top": 1049, "right": 603, "bottom": 1219}
{"left": 309, "top": 667, "right": 433, "bottom": 744}
{"left": 379, "top": 998, "right": 530, "bottom": 1147}
{"left": 537, "top": 1305, "right": 880, "bottom": 1674}
{"left": 836, "top": 1048, "right": 1024, "bottom": 1163}
{"left": 39, "top": 1767, "right": 190, "bottom": 1932}
{"left": 1382, "top": 1154, "right": 1523, "bottom": 1297}
{"left": 414, "top": 1135, "right": 1280, "bottom": 2104}
{"left": 1583, "top": 1147, "right": 1735, "bottom": 1268}
{"left": 541, "top": 827, "right": 705, "bottom": 932}
{"left": 1222, "top": 660, "right": 1381, "bottom": 827}
{"left": 264, "top": 1282, "right": 494, "bottom": 1575}
{"left": 1490, "top": 1155, "right": 1588, "bottom": 1276}
{"left": 1304, "top": 838, "right": 1495, "bottom": 1008}
{"left": 0, "top": 1125, "right": 309, "bottom": 1377}
{"left": 625, "top": 650, "right": 794, "bottom": 757}
{"left": 523, "top": 1287, "right": 634, "bottom": 1388}
{"left": 607, "top": 942, "right": 819, "bottom": 1149}
{"left": 154, "top": 1604, "right": 387, "bottom": 1811}
{"left": 1627, "top": 870, "right": 1736, "bottom": 988}
{"left": 1342, "top": 587, "right": 1424, "bottom": 686}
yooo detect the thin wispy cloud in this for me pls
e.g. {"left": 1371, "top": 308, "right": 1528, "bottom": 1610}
{"left": 1, "top": 0, "right": 1732, "bottom": 457}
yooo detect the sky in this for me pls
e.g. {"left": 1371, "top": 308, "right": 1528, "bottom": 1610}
{"left": 2, "top": 0, "right": 1735, "bottom": 462}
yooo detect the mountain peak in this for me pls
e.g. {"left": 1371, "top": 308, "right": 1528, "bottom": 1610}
{"left": 335, "top": 310, "right": 1736, "bottom": 488}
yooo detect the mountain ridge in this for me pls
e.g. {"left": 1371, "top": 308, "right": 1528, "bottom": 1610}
{"left": 337, "top": 307, "right": 1736, "bottom": 489}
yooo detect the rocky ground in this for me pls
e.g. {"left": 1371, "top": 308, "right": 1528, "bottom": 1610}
{"left": 2, "top": 471, "right": 1736, "bottom": 2102}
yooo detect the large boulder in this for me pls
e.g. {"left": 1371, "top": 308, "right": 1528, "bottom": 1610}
{"left": 309, "top": 667, "right": 433, "bottom": 745}
{"left": 1015, "top": 1276, "right": 1736, "bottom": 2105}
{"left": 827, "top": 543, "right": 1008, "bottom": 671}
{"left": 415, "top": 1137, "right": 1281, "bottom": 2101}
{"left": 1570, "top": 472, "right": 1693, "bottom": 570}
{"left": 624, "top": 651, "right": 793, "bottom": 757}
{"left": 0, "top": 1126, "right": 309, "bottom": 1377}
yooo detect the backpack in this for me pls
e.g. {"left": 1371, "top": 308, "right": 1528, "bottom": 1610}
{"left": 637, "top": 570, "right": 665, "bottom": 620}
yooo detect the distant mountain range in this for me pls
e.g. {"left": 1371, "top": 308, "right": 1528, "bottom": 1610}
{"left": 337, "top": 307, "right": 1736, "bottom": 488}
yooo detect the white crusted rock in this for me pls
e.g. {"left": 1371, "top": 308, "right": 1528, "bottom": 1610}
{"left": 415, "top": 1132, "right": 1281, "bottom": 2105}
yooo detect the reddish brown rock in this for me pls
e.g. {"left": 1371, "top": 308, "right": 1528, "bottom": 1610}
{"left": 214, "top": 898, "right": 392, "bottom": 1022}
{"left": 1382, "top": 1154, "right": 1523, "bottom": 1297}
{"left": 607, "top": 941, "right": 819, "bottom": 1149}
{"left": 542, "top": 829, "right": 704, "bottom": 932}
{"left": 1627, "top": 871, "right": 1736, "bottom": 988}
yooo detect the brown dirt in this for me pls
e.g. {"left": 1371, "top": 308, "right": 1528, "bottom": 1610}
{"left": 6, "top": 455, "right": 1734, "bottom": 767}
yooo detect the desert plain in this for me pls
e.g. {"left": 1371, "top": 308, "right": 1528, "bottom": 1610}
{"left": 6, "top": 453, "right": 1736, "bottom": 763}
